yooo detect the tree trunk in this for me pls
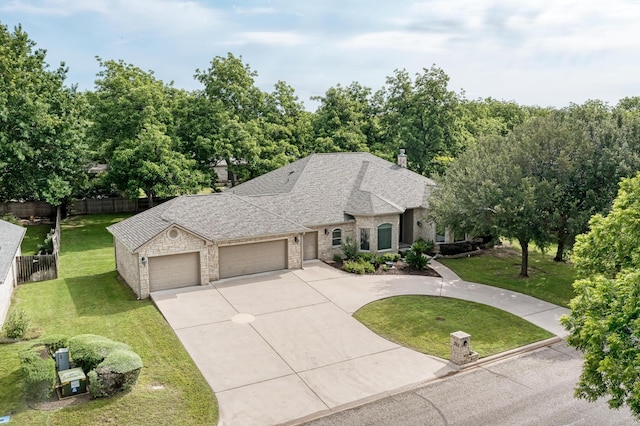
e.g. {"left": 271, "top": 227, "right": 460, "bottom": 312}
{"left": 147, "top": 191, "right": 154, "bottom": 209}
{"left": 519, "top": 238, "right": 529, "bottom": 277}
{"left": 554, "top": 229, "right": 566, "bottom": 262}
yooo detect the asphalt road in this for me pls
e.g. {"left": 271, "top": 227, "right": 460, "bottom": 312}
{"left": 300, "top": 341, "right": 637, "bottom": 426}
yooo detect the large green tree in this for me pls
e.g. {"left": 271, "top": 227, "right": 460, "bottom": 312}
{"left": 429, "top": 133, "right": 554, "bottom": 276}
{"left": 89, "top": 59, "right": 205, "bottom": 204}
{"left": 0, "top": 24, "right": 88, "bottom": 204}
{"left": 561, "top": 173, "right": 640, "bottom": 418}
{"left": 380, "top": 66, "right": 466, "bottom": 176}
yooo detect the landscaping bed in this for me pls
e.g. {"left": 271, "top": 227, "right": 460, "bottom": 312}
{"left": 327, "top": 258, "right": 441, "bottom": 277}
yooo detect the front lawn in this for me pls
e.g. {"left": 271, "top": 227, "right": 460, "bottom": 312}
{"left": 20, "top": 224, "right": 52, "bottom": 255}
{"left": 354, "top": 295, "right": 554, "bottom": 359}
{"left": 438, "top": 246, "right": 576, "bottom": 307}
{"left": 1, "top": 214, "right": 218, "bottom": 425}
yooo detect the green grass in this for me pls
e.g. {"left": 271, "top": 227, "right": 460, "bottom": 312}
{"left": 1, "top": 214, "right": 218, "bottom": 425}
{"left": 354, "top": 295, "right": 554, "bottom": 359}
{"left": 20, "top": 224, "right": 52, "bottom": 255}
{"left": 438, "top": 246, "right": 576, "bottom": 307}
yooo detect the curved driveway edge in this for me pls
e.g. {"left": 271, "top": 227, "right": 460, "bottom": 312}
{"left": 151, "top": 260, "right": 569, "bottom": 425}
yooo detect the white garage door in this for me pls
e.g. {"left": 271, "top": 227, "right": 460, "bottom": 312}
{"left": 303, "top": 232, "right": 318, "bottom": 260}
{"left": 149, "top": 252, "right": 200, "bottom": 292}
{"left": 219, "top": 239, "right": 287, "bottom": 279}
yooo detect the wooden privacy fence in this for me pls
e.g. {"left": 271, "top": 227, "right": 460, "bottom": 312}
{"left": 0, "top": 201, "right": 57, "bottom": 218}
{"left": 16, "top": 207, "right": 61, "bottom": 284}
{"left": 16, "top": 254, "right": 58, "bottom": 283}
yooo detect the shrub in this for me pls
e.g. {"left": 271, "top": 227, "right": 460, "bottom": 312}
{"left": 37, "top": 228, "right": 56, "bottom": 255}
{"left": 1, "top": 213, "right": 22, "bottom": 226}
{"left": 358, "top": 252, "right": 377, "bottom": 264}
{"left": 411, "top": 238, "right": 435, "bottom": 256}
{"left": 88, "top": 349, "right": 143, "bottom": 398}
{"left": 405, "top": 249, "right": 428, "bottom": 270}
{"left": 68, "top": 334, "right": 131, "bottom": 372}
{"left": 40, "top": 334, "right": 69, "bottom": 356}
{"left": 332, "top": 253, "right": 343, "bottom": 262}
{"left": 3, "top": 308, "right": 30, "bottom": 339}
{"left": 20, "top": 344, "right": 56, "bottom": 402}
{"left": 343, "top": 259, "right": 375, "bottom": 274}
{"left": 340, "top": 237, "right": 359, "bottom": 260}
{"left": 379, "top": 253, "right": 400, "bottom": 263}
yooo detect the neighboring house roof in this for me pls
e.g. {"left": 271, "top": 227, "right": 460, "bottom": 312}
{"left": 0, "top": 219, "right": 26, "bottom": 283}
{"left": 107, "top": 193, "right": 309, "bottom": 252}
{"left": 232, "top": 152, "right": 436, "bottom": 226}
{"left": 108, "top": 152, "right": 436, "bottom": 249}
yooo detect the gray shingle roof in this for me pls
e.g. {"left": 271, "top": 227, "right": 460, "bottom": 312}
{"left": 108, "top": 152, "right": 436, "bottom": 249}
{"left": 233, "top": 152, "right": 436, "bottom": 226}
{"left": 107, "top": 193, "right": 309, "bottom": 251}
{"left": 0, "top": 219, "right": 26, "bottom": 283}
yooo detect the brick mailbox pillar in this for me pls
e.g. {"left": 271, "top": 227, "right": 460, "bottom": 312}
{"left": 450, "top": 331, "right": 478, "bottom": 365}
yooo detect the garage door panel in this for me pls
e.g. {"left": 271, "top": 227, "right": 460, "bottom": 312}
{"left": 149, "top": 252, "right": 200, "bottom": 292}
{"left": 219, "top": 240, "right": 287, "bottom": 279}
{"left": 303, "top": 232, "right": 318, "bottom": 260}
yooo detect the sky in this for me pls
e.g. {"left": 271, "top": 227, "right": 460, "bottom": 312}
{"left": 2, "top": 0, "right": 640, "bottom": 111}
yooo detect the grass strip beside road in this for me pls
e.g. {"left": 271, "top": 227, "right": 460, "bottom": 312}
{"left": 1, "top": 214, "right": 218, "bottom": 425}
{"left": 355, "top": 295, "right": 554, "bottom": 359}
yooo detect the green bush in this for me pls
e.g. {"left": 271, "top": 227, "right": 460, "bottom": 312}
{"left": 358, "top": 252, "right": 376, "bottom": 264}
{"left": 405, "top": 249, "right": 428, "bottom": 270}
{"left": 379, "top": 253, "right": 400, "bottom": 263}
{"left": 20, "top": 344, "right": 56, "bottom": 402}
{"left": 37, "top": 228, "right": 56, "bottom": 254}
{"left": 340, "top": 237, "right": 359, "bottom": 260}
{"left": 88, "top": 349, "right": 143, "bottom": 398}
{"left": 3, "top": 308, "right": 30, "bottom": 339}
{"left": 1, "top": 213, "right": 22, "bottom": 226}
{"left": 411, "top": 238, "right": 435, "bottom": 256}
{"left": 68, "top": 334, "right": 131, "bottom": 372}
{"left": 332, "top": 253, "right": 343, "bottom": 262}
{"left": 343, "top": 259, "right": 375, "bottom": 274}
{"left": 40, "top": 334, "right": 69, "bottom": 356}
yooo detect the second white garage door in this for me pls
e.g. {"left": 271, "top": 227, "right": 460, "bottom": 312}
{"left": 219, "top": 239, "right": 288, "bottom": 279}
{"left": 149, "top": 252, "right": 200, "bottom": 292}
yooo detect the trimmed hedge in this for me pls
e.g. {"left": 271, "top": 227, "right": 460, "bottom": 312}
{"left": 343, "top": 259, "right": 375, "bottom": 274}
{"left": 40, "top": 334, "right": 69, "bottom": 356}
{"left": 68, "top": 334, "right": 131, "bottom": 372}
{"left": 88, "top": 349, "right": 143, "bottom": 398}
{"left": 20, "top": 344, "right": 56, "bottom": 402}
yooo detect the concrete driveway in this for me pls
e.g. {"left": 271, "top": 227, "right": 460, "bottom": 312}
{"left": 151, "top": 260, "right": 568, "bottom": 425}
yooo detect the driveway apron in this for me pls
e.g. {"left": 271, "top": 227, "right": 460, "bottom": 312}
{"left": 151, "top": 260, "right": 568, "bottom": 425}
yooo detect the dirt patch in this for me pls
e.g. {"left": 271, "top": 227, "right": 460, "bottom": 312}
{"left": 29, "top": 391, "right": 91, "bottom": 411}
{"left": 327, "top": 259, "right": 441, "bottom": 278}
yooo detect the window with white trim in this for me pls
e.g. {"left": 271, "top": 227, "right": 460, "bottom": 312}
{"left": 360, "top": 228, "right": 370, "bottom": 251}
{"left": 332, "top": 228, "right": 342, "bottom": 246}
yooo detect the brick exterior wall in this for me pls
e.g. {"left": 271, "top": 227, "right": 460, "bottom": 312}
{"left": 353, "top": 214, "right": 401, "bottom": 254}
{"left": 114, "top": 237, "right": 140, "bottom": 297}
{"left": 412, "top": 208, "right": 437, "bottom": 243}
{"left": 311, "top": 223, "right": 357, "bottom": 260}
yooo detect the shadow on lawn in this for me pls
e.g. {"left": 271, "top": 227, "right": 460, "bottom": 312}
{"left": 64, "top": 272, "right": 142, "bottom": 317}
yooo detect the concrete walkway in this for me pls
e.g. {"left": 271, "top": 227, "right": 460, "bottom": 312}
{"left": 151, "top": 260, "right": 569, "bottom": 426}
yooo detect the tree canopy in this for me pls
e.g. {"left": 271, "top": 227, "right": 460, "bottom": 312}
{"left": 561, "top": 173, "right": 640, "bottom": 418}
{"left": 0, "top": 24, "right": 87, "bottom": 205}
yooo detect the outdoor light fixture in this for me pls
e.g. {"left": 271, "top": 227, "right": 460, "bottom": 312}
{"left": 294, "top": 236, "right": 299, "bottom": 244}
{"left": 324, "top": 228, "right": 329, "bottom": 235}
{"left": 417, "top": 221, "right": 423, "bottom": 227}
{"left": 141, "top": 256, "right": 148, "bottom": 265}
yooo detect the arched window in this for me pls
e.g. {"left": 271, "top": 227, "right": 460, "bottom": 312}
{"left": 332, "top": 228, "right": 342, "bottom": 246}
{"left": 377, "top": 223, "right": 392, "bottom": 250}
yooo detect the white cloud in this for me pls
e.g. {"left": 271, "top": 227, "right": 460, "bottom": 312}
{"left": 0, "top": 0, "right": 110, "bottom": 15}
{"left": 340, "top": 31, "right": 450, "bottom": 52}
{"left": 231, "top": 31, "right": 310, "bottom": 47}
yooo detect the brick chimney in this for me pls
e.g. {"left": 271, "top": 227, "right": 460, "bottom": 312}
{"left": 397, "top": 149, "right": 407, "bottom": 168}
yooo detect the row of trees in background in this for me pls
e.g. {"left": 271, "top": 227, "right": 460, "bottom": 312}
{"left": 2, "top": 22, "right": 640, "bottom": 252}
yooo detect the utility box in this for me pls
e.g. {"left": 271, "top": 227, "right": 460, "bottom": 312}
{"left": 54, "top": 348, "right": 70, "bottom": 371}
{"left": 58, "top": 368, "right": 87, "bottom": 397}
{"left": 450, "top": 331, "right": 478, "bottom": 365}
